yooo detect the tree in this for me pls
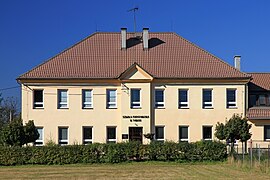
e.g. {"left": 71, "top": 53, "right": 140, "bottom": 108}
{"left": 0, "top": 95, "right": 19, "bottom": 128}
{"left": 0, "top": 118, "right": 39, "bottom": 147}
{"left": 215, "top": 114, "right": 252, "bottom": 154}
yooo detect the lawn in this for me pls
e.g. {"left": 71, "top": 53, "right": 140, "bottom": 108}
{"left": 0, "top": 162, "right": 269, "bottom": 179}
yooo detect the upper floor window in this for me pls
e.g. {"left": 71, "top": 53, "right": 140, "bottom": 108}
{"left": 203, "top": 89, "right": 213, "bottom": 108}
{"left": 155, "top": 89, "right": 164, "bottom": 108}
{"left": 179, "top": 89, "right": 188, "bottom": 108}
{"left": 155, "top": 126, "right": 164, "bottom": 142}
{"left": 35, "top": 127, "right": 44, "bottom": 146}
{"left": 107, "top": 89, "right": 117, "bottom": 108}
{"left": 131, "top": 89, "right": 141, "bottom": 108}
{"left": 82, "top": 90, "right": 93, "bottom": 109}
{"left": 259, "top": 95, "right": 266, "bottom": 106}
{"left": 83, "top": 126, "right": 93, "bottom": 144}
{"left": 33, "top": 90, "right": 43, "bottom": 109}
{"left": 227, "top": 89, "right": 236, "bottom": 108}
{"left": 58, "top": 90, "right": 68, "bottom": 109}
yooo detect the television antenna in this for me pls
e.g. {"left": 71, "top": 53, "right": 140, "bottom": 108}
{"left": 127, "top": 7, "right": 139, "bottom": 33}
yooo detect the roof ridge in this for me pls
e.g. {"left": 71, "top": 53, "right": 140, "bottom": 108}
{"left": 17, "top": 32, "right": 98, "bottom": 79}
{"left": 172, "top": 33, "right": 251, "bottom": 78}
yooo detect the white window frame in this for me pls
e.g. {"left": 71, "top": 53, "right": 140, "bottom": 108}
{"left": 227, "top": 89, "right": 237, "bottom": 108}
{"left": 202, "top": 126, "right": 213, "bottom": 141}
{"left": 82, "top": 89, "right": 93, "bottom": 109}
{"left": 83, "top": 126, "right": 93, "bottom": 144}
{"left": 131, "top": 89, "right": 141, "bottom": 109}
{"left": 107, "top": 126, "right": 117, "bottom": 143}
{"left": 179, "top": 89, "right": 189, "bottom": 108}
{"left": 155, "top": 126, "right": 165, "bottom": 142}
{"left": 35, "top": 127, "right": 44, "bottom": 146}
{"left": 179, "top": 126, "right": 189, "bottom": 142}
{"left": 33, "top": 89, "right": 44, "bottom": 109}
{"left": 58, "top": 89, "right": 68, "bottom": 109}
{"left": 58, "top": 127, "right": 69, "bottom": 145}
{"left": 107, "top": 89, "right": 117, "bottom": 109}
{"left": 155, "top": 89, "right": 165, "bottom": 108}
{"left": 203, "top": 89, "right": 213, "bottom": 109}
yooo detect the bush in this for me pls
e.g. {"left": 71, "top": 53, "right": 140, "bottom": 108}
{"left": 0, "top": 141, "right": 227, "bottom": 166}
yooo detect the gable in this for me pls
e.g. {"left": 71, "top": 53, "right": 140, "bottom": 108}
{"left": 119, "top": 63, "right": 153, "bottom": 81}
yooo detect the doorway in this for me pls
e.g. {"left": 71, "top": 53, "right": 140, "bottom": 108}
{"left": 129, "top": 127, "right": 143, "bottom": 143}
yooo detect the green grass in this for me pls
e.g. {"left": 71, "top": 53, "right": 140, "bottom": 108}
{"left": 0, "top": 161, "right": 269, "bottom": 179}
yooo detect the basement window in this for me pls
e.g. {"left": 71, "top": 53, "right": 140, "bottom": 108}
{"left": 107, "top": 127, "right": 116, "bottom": 143}
{"left": 59, "top": 127, "right": 68, "bottom": 145}
{"left": 179, "top": 126, "right": 189, "bottom": 142}
{"left": 202, "top": 126, "right": 212, "bottom": 140}
{"left": 33, "top": 90, "right": 44, "bottom": 109}
{"left": 155, "top": 126, "right": 164, "bottom": 142}
{"left": 35, "top": 127, "right": 44, "bottom": 146}
{"left": 83, "top": 127, "right": 93, "bottom": 144}
{"left": 264, "top": 125, "right": 270, "bottom": 141}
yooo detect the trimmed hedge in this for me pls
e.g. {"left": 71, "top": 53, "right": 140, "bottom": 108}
{"left": 0, "top": 141, "right": 227, "bottom": 166}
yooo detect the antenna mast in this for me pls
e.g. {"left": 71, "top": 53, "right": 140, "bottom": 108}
{"left": 127, "top": 7, "right": 139, "bottom": 33}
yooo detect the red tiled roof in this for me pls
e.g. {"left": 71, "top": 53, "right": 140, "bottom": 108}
{"left": 248, "top": 73, "right": 270, "bottom": 90}
{"left": 18, "top": 32, "right": 250, "bottom": 80}
{"left": 248, "top": 108, "right": 270, "bottom": 120}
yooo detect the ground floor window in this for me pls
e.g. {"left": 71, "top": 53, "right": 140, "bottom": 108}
{"left": 35, "top": 127, "right": 44, "bottom": 146}
{"left": 59, "top": 127, "right": 68, "bottom": 145}
{"left": 83, "top": 127, "right": 92, "bottom": 144}
{"left": 264, "top": 125, "right": 270, "bottom": 141}
{"left": 107, "top": 127, "right": 116, "bottom": 143}
{"left": 202, "top": 126, "right": 212, "bottom": 140}
{"left": 155, "top": 126, "right": 164, "bottom": 142}
{"left": 179, "top": 126, "right": 188, "bottom": 142}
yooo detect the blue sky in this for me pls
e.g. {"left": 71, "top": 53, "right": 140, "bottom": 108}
{"left": 0, "top": 0, "right": 270, "bottom": 99}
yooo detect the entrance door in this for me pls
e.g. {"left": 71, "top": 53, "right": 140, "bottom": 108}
{"left": 129, "top": 127, "right": 143, "bottom": 143}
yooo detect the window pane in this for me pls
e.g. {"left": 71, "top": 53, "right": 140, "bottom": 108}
{"left": 179, "top": 90, "right": 188, "bottom": 102}
{"left": 58, "top": 90, "right": 68, "bottom": 108}
{"left": 203, "top": 126, "right": 212, "bottom": 140}
{"left": 37, "top": 128, "right": 43, "bottom": 141}
{"left": 227, "top": 89, "right": 236, "bottom": 102}
{"left": 179, "top": 126, "right": 188, "bottom": 140}
{"left": 59, "top": 128, "right": 68, "bottom": 140}
{"left": 131, "top": 89, "right": 140, "bottom": 102}
{"left": 155, "top": 127, "right": 164, "bottom": 139}
{"left": 83, "top": 90, "right": 92, "bottom": 108}
{"left": 155, "top": 90, "right": 164, "bottom": 102}
{"left": 259, "top": 95, "right": 266, "bottom": 105}
{"left": 107, "top": 90, "right": 117, "bottom": 108}
{"left": 107, "top": 127, "right": 116, "bottom": 139}
{"left": 34, "top": 90, "right": 43, "bottom": 103}
{"left": 249, "top": 95, "right": 257, "bottom": 107}
{"left": 264, "top": 125, "right": 270, "bottom": 140}
{"left": 203, "top": 89, "right": 212, "bottom": 102}
{"left": 83, "top": 127, "right": 92, "bottom": 140}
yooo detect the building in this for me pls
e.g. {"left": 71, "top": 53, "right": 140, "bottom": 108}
{"left": 17, "top": 28, "right": 269, "bottom": 146}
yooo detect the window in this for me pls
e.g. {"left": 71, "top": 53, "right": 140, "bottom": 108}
{"left": 83, "top": 127, "right": 92, "bottom": 144}
{"left": 259, "top": 95, "right": 266, "bottom": 106}
{"left": 203, "top": 89, "right": 213, "bottom": 108}
{"left": 82, "top": 90, "right": 93, "bottom": 109}
{"left": 179, "top": 126, "right": 188, "bottom": 142}
{"left": 203, "top": 126, "right": 212, "bottom": 140}
{"left": 59, "top": 127, "right": 68, "bottom": 145}
{"left": 33, "top": 90, "right": 43, "bottom": 108}
{"left": 264, "top": 126, "right": 270, "bottom": 141}
{"left": 107, "top": 89, "right": 117, "bottom": 108}
{"left": 35, "top": 127, "right": 44, "bottom": 146}
{"left": 155, "top": 126, "right": 164, "bottom": 142}
{"left": 155, "top": 89, "right": 164, "bottom": 108}
{"left": 107, "top": 127, "right": 116, "bottom": 143}
{"left": 227, "top": 89, "right": 236, "bottom": 108}
{"left": 58, "top": 90, "right": 68, "bottom": 109}
{"left": 131, "top": 89, "right": 141, "bottom": 108}
{"left": 249, "top": 95, "right": 257, "bottom": 107}
{"left": 179, "top": 89, "right": 188, "bottom": 108}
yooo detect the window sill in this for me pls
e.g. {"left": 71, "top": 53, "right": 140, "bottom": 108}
{"left": 179, "top": 107, "right": 189, "bottom": 109}
{"left": 227, "top": 107, "right": 238, "bottom": 109}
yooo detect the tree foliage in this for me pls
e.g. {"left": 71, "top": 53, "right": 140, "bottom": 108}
{"left": 215, "top": 114, "right": 252, "bottom": 153}
{"left": 0, "top": 118, "right": 39, "bottom": 147}
{"left": 0, "top": 94, "right": 19, "bottom": 128}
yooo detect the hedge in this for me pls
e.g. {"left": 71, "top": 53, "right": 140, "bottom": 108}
{"left": 0, "top": 141, "right": 227, "bottom": 166}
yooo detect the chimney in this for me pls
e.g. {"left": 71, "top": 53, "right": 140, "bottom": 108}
{"left": 234, "top": 55, "right": 241, "bottom": 71}
{"left": 121, "top": 28, "right": 127, "bottom": 49}
{"left": 143, "top": 28, "right": 149, "bottom": 50}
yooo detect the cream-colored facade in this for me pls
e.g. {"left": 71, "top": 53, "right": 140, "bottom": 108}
{"left": 21, "top": 66, "right": 250, "bottom": 145}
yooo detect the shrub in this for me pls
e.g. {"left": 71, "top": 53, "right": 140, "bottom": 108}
{"left": 0, "top": 141, "right": 227, "bottom": 166}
